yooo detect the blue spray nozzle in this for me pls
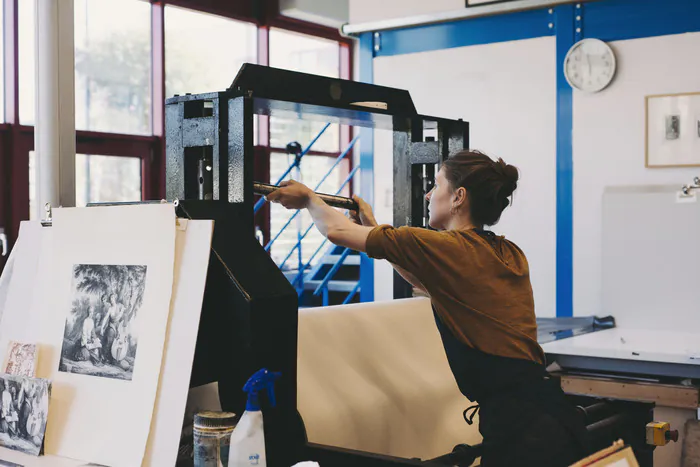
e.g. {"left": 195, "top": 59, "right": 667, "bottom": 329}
{"left": 243, "top": 368, "right": 281, "bottom": 411}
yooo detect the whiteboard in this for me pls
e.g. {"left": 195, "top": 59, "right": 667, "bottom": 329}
{"left": 601, "top": 185, "right": 700, "bottom": 332}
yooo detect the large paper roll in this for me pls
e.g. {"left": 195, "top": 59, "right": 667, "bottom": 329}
{"left": 298, "top": 297, "right": 482, "bottom": 460}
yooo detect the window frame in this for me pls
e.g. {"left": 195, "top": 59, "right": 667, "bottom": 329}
{"left": 0, "top": 0, "right": 353, "bottom": 270}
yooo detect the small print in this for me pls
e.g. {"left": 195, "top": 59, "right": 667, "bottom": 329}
{"left": 0, "top": 374, "right": 51, "bottom": 456}
{"left": 59, "top": 264, "right": 147, "bottom": 381}
{"left": 665, "top": 115, "right": 681, "bottom": 140}
{"left": 3, "top": 343, "right": 37, "bottom": 378}
{"left": 0, "top": 460, "right": 24, "bottom": 467}
{"left": 0, "top": 461, "right": 24, "bottom": 467}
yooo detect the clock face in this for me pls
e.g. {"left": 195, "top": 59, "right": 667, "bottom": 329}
{"left": 564, "top": 39, "right": 616, "bottom": 93}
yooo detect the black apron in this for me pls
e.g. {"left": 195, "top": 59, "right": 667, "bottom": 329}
{"left": 433, "top": 309, "right": 590, "bottom": 467}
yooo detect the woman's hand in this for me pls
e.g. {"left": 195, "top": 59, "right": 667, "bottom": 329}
{"left": 349, "top": 195, "right": 378, "bottom": 227}
{"left": 266, "top": 180, "right": 315, "bottom": 210}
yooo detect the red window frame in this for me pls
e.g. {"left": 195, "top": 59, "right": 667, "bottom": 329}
{"left": 0, "top": 0, "right": 353, "bottom": 271}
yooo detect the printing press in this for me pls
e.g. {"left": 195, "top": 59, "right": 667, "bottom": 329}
{"left": 165, "top": 64, "right": 673, "bottom": 467}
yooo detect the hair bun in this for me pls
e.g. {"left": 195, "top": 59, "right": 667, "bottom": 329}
{"left": 496, "top": 158, "right": 518, "bottom": 196}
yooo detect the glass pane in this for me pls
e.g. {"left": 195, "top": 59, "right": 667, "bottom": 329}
{"left": 75, "top": 154, "right": 142, "bottom": 207}
{"left": 269, "top": 29, "right": 341, "bottom": 153}
{"left": 19, "top": 0, "right": 36, "bottom": 125}
{"left": 269, "top": 29, "right": 339, "bottom": 78}
{"left": 75, "top": 0, "right": 151, "bottom": 134}
{"left": 29, "top": 152, "right": 142, "bottom": 217}
{"left": 269, "top": 152, "right": 350, "bottom": 268}
{"left": 165, "top": 6, "right": 256, "bottom": 98}
{"left": 269, "top": 119, "right": 339, "bottom": 154}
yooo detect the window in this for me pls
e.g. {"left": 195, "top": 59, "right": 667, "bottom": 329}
{"left": 269, "top": 29, "right": 339, "bottom": 78}
{"left": 269, "top": 151, "right": 349, "bottom": 268}
{"left": 19, "top": 0, "right": 36, "bottom": 125}
{"left": 165, "top": 6, "right": 256, "bottom": 99}
{"left": 269, "top": 29, "right": 340, "bottom": 153}
{"left": 75, "top": 0, "right": 152, "bottom": 134}
{"left": 5, "top": 2, "right": 352, "bottom": 279}
{"left": 75, "top": 154, "right": 142, "bottom": 207}
{"left": 29, "top": 152, "right": 142, "bottom": 219}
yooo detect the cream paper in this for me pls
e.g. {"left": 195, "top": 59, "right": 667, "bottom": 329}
{"left": 297, "top": 297, "right": 482, "bottom": 460}
{"left": 0, "top": 205, "right": 176, "bottom": 467}
{"left": 0, "top": 230, "right": 20, "bottom": 324}
{"left": 144, "top": 219, "right": 213, "bottom": 467}
{"left": 0, "top": 222, "right": 44, "bottom": 332}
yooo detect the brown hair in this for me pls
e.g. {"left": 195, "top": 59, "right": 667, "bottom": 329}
{"left": 441, "top": 150, "right": 519, "bottom": 226}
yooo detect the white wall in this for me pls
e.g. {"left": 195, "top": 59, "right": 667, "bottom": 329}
{"left": 573, "top": 32, "right": 700, "bottom": 316}
{"left": 371, "top": 37, "right": 558, "bottom": 315}
{"left": 349, "top": 0, "right": 463, "bottom": 24}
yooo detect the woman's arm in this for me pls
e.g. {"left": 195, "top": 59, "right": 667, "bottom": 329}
{"left": 268, "top": 181, "right": 430, "bottom": 294}
{"left": 350, "top": 195, "right": 426, "bottom": 293}
{"left": 267, "top": 181, "right": 373, "bottom": 252}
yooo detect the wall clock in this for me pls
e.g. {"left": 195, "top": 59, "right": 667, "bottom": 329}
{"left": 564, "top": 38, "right": 617, "bottom": 93}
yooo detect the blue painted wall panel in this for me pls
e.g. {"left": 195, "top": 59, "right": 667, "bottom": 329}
{"left": 555, "top": 5, "right": 575, "bottom": 317}
{"left": 359, "top": 33, "right": 375, "bottom": 302}
{"left": 376, "top": 8, "right": 553, "bottom": 57}
{"left": 584, "top": 0, "right": 700, "bottom": 42}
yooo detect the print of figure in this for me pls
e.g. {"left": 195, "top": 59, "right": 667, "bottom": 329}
{"left": 16, "top": 379, "right": 30, "bottom": 439}
{"left": 25, "top": 389, "right": 47, "bottom": 447}
{"left": 0, "top": 374, "right": 51, "bottom": 456}
{"left": 1, "top": 385, "right": 19, "bottom": 438}
{"left": 100, "top": 293, "right": 129, "bottom": 368}
{"left": 59, "top": 264, "right": 146, "bottom": 381}
{"left": 73, "top": 305, "right": 103, "bottom": 365}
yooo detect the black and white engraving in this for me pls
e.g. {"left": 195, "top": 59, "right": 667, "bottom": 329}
{"left": 59, "top": 265, "right": 148, "bottom": 381}
{"left": 0, "top": 374, "right": 51, "bottom": 456}
{"left": 665, "top": 114, "right": 680, "bottom": 140}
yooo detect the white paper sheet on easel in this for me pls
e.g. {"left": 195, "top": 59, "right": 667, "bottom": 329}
{"left": 0, "top": 230, "right": 20, "bottom": 322}
{"left": 0, "top": 221, "right": 44, "bottom": 332}
{"left": 144, "top": 219, "right": 213, "bottom": 467}
{"left": 0, "top": 205, "right": 176, "bottom": 467}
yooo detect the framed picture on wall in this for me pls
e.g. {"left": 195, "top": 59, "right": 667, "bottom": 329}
{"left": 645, "top": 92, "right": 700, "bottom": 168}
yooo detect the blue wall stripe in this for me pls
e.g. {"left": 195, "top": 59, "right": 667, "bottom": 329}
{"left": 555, "top": 4, "right": 575, "bottom": 318}
{"left": 375, "top": 8, "right": 553, "bottom": 57}
{"left": 359, "top": 32, "right": 375, "bottom": 302}
{"left": 583, "top": 0, "right": 700, "bottom": 42}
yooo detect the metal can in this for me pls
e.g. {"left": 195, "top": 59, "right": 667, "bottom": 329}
{"left": 193, "top": 411, "right": 237, "bottom": 467}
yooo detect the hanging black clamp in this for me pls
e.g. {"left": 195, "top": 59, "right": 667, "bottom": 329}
{"left": 286, "top": 141, "right": 304, "bottom": 169}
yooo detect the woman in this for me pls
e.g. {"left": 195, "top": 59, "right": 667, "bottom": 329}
{"left": 268, "top": 150, "right": 589, "bottom": 466}
{"left": 100, "top": 293, "right": 125, "bottom": 364}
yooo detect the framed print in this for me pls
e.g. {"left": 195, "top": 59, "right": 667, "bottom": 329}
{"left": 646, "top": 92, "right": 700, "bottom": 168}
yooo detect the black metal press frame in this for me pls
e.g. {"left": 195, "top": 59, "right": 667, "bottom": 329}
{"left": 165, "top": 64, "right": 471, "bottom": 467}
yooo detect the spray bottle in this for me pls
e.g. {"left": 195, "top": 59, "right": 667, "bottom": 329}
{"left": 228, "top": 368, "right": 281, "bottom": 467}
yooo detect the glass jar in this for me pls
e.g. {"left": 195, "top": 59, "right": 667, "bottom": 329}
{"left": 193, "top": 411, "right": 237, "bottom": 467}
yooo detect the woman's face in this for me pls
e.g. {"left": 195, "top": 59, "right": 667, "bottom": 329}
{"left": 426, "top": 168, "right": 456, "bottom": 230}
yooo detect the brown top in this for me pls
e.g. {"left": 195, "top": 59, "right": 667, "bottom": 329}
{"left": 366, "top": 225, "right": 545, "bottom": 365}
